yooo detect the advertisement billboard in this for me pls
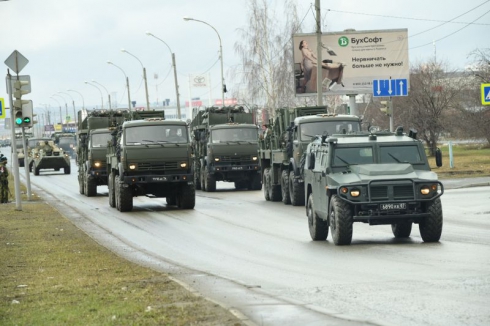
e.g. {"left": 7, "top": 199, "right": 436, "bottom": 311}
{"left": 293, "top": 29, "right": 409, "bottom": 96}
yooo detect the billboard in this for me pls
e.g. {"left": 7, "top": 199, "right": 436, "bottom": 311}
{"left": 293, "top": 29, "right": 409, "bottom": 96}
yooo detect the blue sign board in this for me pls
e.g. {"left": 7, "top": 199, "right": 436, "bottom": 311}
{"left": 481, "top": 84, "right": 490, "bottom": 106}
{"left": 0, "top": 98, "right": 5, "bottom": 119}
{"left": 372, "top": 79, "right": 408, "bottom": 97}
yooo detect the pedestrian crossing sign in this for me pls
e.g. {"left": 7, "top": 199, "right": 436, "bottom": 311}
{"left": 482, "top": 84, "right": 490, "bottom": 106}
{"left": 0, "top": 98, "right": 5, "bottom": 119}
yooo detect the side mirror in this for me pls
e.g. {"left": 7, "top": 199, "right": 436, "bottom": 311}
{"left": 435, "top": 148, "right": 443, "bottom": 167}
{"left": 308, "top": 152, "right": 315, "bottom": 170}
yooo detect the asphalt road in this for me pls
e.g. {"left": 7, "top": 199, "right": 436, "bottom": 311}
{"left": 4, "top": 151, "right": 490, "bottom": 326}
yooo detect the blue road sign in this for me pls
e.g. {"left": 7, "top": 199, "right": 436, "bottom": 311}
{"left": 0, "top": 98, "right": 5, "bottom": 119}
{"left": 373, "top": 79, "right": 408, "bottom": 97}
{"left": 481, "top": 84, "right": 490, "bottom": 106}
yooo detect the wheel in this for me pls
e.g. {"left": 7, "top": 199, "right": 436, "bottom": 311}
{"left": 115, "top": 176, "right": 120, "bottom": 210}
{"left": 194, "top": 169, "right": 201, "bottom": 190}
{"left": 79, "top": 173, "right": 85, "bottom": 195}
{"left": 268, "top": 169, "right": 282, "bottom": 202}
{"left": 108, "top": 172, "right": 115, "bottom": 207}
{"left": 307, "top": 193, "right": 329, "bottom": 240}
{"left": 201, "top": 168, "right": 206, "bottom": 191}
{"left": 34, "top": 162, "right": 40, "bottom": 176}
{"left": 419, "top": 198, "right": 443, "bottom": 242}
{"left": 205, "top": 166, "right": 216, "bottom": 192}
{"left": 391, "top": 222, "right": 413, "bottom": 238}
{"left": 86, "top": 177, "right": 97, "bottom": 197}
{"left": 116, "top": 175, "right": 133, "bottom": 212}
{"left": 263, "top": 169, "right": 271, "bottom": 201}
{"left": 166, "top": 196, "right": 177, "bottom": 206}
{"left": 289, "top": 171, "right": 305, "bottom": 206}
{"left": 178, "top": 183, "right": 196, "bottom": 209}
{"left": 29, "top": 162, "right": 33, "bottom": 173}
{"left": 64, "top": 166, "right": 71, "bottom": 174}
{"left": 248, "top": 173, "right": 262, "bottom": 191}
{"left": 281, "top": 170, "right": 291, "bottom": 205}
{"left": 329, "top": 195, "right": 353, "bottom": 245}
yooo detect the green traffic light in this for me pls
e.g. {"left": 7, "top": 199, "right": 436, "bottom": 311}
{"left": 15, "top": 117, "right": 23, "bottom": 125}
{"left": 23, "top": 117, "right": 31, "bottom": 124}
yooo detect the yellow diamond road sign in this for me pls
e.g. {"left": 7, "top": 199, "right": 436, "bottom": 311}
{"left": 482, "top": 83, "right": 490, "bottom": 106}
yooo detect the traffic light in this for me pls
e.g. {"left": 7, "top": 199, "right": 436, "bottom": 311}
{"left": 12, "top": 78, "right": 31, "bottom": 128}
{"left": 380, "top": 100, "right": 392, "bottom": 116}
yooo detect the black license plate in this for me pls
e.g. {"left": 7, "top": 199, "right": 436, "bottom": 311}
{"left": 380, "top": 203, "right": 406, "bottom": 210}
{"left": 231, "top": 166, "right": 244, "bottom": 170}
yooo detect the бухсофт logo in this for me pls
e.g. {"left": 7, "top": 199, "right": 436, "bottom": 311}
{"left": 338, "top": 36, "right": 349, "bottom": 47}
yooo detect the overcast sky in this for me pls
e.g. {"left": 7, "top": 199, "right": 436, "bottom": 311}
{"left": 1, "top": 0, "right": 488, "bottom": 115}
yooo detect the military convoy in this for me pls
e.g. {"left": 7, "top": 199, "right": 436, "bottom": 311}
{"left": 52, "top": 132, "right": 77, "bottom": 158}
{"left": 30, "top": 139, "right": 71, "bottom": 175}
{"left": 106, "top": 112, "right": 195, "bottom": 211}
{"left": 191, "top": 106, "right": 261, "bottom": 191}
{"left": 259, "top": 106, "right": 362, "bottom": 205}
{"left": 303, "top": 127, "right": 444, "bottom": 245}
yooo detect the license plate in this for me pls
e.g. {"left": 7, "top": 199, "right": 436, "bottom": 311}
{"left": 380, "top": 203, "right": 406, "bottom": 210}
{"left": 151, "top": 176, "right": 167, "bottom": 182}
{"left": 231, "top": 166, "right": 244, "bottom": 170}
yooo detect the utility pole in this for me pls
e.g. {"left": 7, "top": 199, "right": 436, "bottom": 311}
{"left": 315, "top": 0, "right": 323, "bottom": 106}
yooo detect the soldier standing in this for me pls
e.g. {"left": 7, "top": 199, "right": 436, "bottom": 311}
{"left": 0, "top": 155, "right": 9, "bottom": 203}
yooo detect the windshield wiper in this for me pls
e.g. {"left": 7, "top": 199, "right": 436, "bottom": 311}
{"left": 335, "top": 155, "right": 350, "bottom": 165}
{"left": 388, "top": 153, "right": 407, "bottom": 163}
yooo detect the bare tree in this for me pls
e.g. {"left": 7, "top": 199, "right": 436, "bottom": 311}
{"left": 397, "top": 60, "right": 465, "bottom": 155}
{"left": 232, "top": 0, "right": 306, "bottom": 117}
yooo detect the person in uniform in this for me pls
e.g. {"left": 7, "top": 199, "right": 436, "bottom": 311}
{"left": 0, "top": 155, "right": 9, "bottom": 203}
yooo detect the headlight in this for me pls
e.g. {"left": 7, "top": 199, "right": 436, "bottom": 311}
{"left": 252, "top": 156, "right": 258, "bottom": 161}
{"left": 340, "top": 187, "right": 348, "bottom": 194}
{"left": 94, "top": 161, "right": 102, "bottom": 168}
{"left": 180, "top": 162, "right": 188, "bottom": 168}
{"left": 214, "top": 157, "right": 220, "bottom": 162}
{"left": 129, "top": 163, "right": 137, "bottom": 170}
{"left": 350, "top": 188, "right": 360, "bottom": 197}
{"left": 420, "top": 184, "right": 438, "bottom": 195}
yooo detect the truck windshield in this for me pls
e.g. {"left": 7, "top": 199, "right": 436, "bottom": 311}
{"left": 211, "top": 128, "right": 258, "bottom": 143}
{"left": 125, "top": 125, "right": 188, "bottom": 145}
{"left": 59, "top": 138, "right": 77, "bottom": 147}
{"left": 91, "top": 133, "right": 112, "bottom": 148}
{"left": 379, "top": 145, "right": 422, "bottom": 164}
{"left": 300, "top": 121, "right": 360, "bottom": 141}
{"left": 333, "top": 147, "right": 374, "bottom": 166}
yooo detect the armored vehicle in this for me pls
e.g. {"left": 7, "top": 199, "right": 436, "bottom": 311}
{"left": 77, "top": 109, "right": 127, "bottom": 196}
{"left": 191, "top": 106, "right": 261, "bottom": 192}
{"left": 303, "top": 127, "right": 444, "bottom": 245}
{"left": 53, "top": 132, "right": 77, "bottom": 158}
{"left": 31, "top": 140, "right": 71, "bottom": 175}
{"left": 107, "top": 115, "right": 195, "bottom": 212}
{"left": 259, "top": 106, "right": 362, "bottom": 206}
{"left": 27, "top": 137, "right": 52, "bottom": 172}
{"left": 14, "top": 132, "right": 33, "bottom": 167}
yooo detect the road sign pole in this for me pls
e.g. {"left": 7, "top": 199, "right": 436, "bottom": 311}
{"left": 389, "top": 97, "right": 394, "bottom": 132}
{"left": 21, "top": 126, "right": 32, "bottom": 200}
{"left": 6, "top": 70, "right": 22, "bottom": 210}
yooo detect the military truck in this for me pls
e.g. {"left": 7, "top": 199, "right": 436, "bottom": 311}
{"left": 77, "top": 109, "right": 127, "bottom": 196}
{"left": 191, "top": 106, "right": 261, "bottom": 192}
{"left": 106, "top": 112, "right": 195, "bottom": 212}
{"left": 259, "top": 106, "right": 362, "bottom": 206}
{"left": 31, "top": 140, "right": 71, "bottom": 175}
{"left": 52, "top": 132, "right": 77, "bottom": 158}
{"left": 303, "top": 127, "right": 444, "bottom": 245}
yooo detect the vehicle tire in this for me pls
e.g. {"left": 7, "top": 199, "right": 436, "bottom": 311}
{"left": 391, "top": 222, "right": 413, "bottom": 238}
{"left": 86, "top": 177, "right": 97, "bottom": 197}
{"left": 178, "top": 184, "right": 196, "bottom": 209}
{"left": 269, "top": 183, "right": 282, "bottom": 202}
{"left": 201, "top": 168, "right": 206, "bottom": 191}
{"left": 34, "top": 163, "right": 40, "bottom": 176}
{"left": 64, "top": 166, "right": 71, "bottom": 174}
{"left": 194, "top": 169, "right": 201, "bottom": 190}
{"left": 19, "top": 159, "right": 24, "bottom": 168}
{"left": 166, "top": 196, "right": 177, "bottom": 206}
{"left": 79, "top": 173, "right": 85, "bottom": 195}
{"left": 115, "top": 176, "right": 120, "bottom": 210}
{"left": 263, "top": 168, "right": 271, "bottom": 201}
{"left": 108, "top": 172, "right": 115, "bottom": 208}
{"left": 289, "top": 171, "right": 305, "bottom": 206}
{"left": 329, "top": 195, "right": 353, "bottom": 245}
{"left": 281, "top": 170, "right": 291, "bottom": 205}
{"left": 307, "top": 193, "right": 328, "bottom": 240}
{"left": 205, "top": 166, "right": 216, "bottom": 192}
{"left": 249, "top": 173, "right": 262, "bottom": 191}
{"left": 419, "top": 198, "right": 443, "bottom": 242}
{"left": 29, "top": 162, "right": 33, "bottom": 173}
{"left": 117, "top": 176, "right": 133, "bottom": 212}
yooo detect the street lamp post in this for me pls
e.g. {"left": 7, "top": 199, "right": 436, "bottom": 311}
{"left": 52, "top": 93, "right": 68, "bottom": 128}
{"left": 92, "top": 80, "right": 112, "bottom": 109}
{"left": 50, "top": 96, "right": 63, "bottom": 129}
{"left": 67, "top": 89, "right": 85, "bottom": 109}
{"left": 85, "top": 81, "right": 104, "bottom": 109}
{"left": 184, "top": 17, "right": 225, "bottom": 107}
{"left": 58, "top": 91, "right": 77, "bottom": 126}
{"left": 107, "top": 61, "right": 132, "bottom": 112}
{"left": 146, "top": 31, "right": 181, "bottom": 119}
{"left": 121, "top": 48, "right": 150, "bottom": 111}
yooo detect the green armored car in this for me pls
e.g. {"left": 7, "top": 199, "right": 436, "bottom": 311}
{"left": 304, "top": 127, "right": 444, "bottom": 245}
{"left": 31, "top": 140, "right": 71, "bottom": 175}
